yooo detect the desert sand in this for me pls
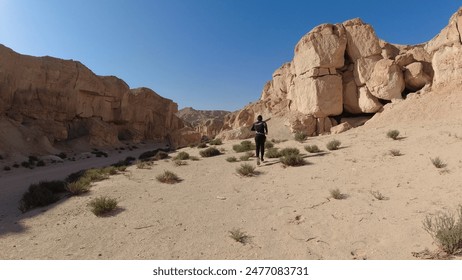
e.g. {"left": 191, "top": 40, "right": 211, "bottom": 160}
{"left": 1, "top": 89, "right": 462, "bottom": 260}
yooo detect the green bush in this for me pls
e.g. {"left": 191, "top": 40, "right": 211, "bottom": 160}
{"left": 174, "top": 151, "right": 190, "bottom": 160}
{"left": 199, "top": 147, "right": 221, "bottom": 157}
{"left": 280, "top": 154, "right": 306, "bottom": 167}
{"left": 294, "top": 131, "right": 307, "bottom": 142}
{"left": 156, "top": 170, "right": 181, "bottom": 184}
{"left": 209, "top": 138, "right": 223, "bottom": 145}
{"left": 18, "top": 180, "right": 67, "bottom": 213}
{"left": 423, "top": 205, "right": 462, "bottom": 254}
{"left": 236, "top": 163, "right": 256, "bottom": 177}
{"left": 226, "top": 156, "right": 238, "bottom": 162}
{"left": 266, "top": 147, "right": 281, "bottom": 158}
{"left": 387, "top": 130, "right": 400, "bottom": 140}
{"left": 280, "top": 147, "right": 300, "bottom": 157}
{"left": 233, "top": 140, "right": 255, "bottom": 153}
{"left": 89, "top": 196, "right": 118, "bottom": 216}
{"left": 66, "top": 180, "right": 91, "bottom": 195}
{"left": 326, "top": 139, "right": 341, "bottom": 151}
{"left": 304, "top": 145, "right": 320, "bottom": 153}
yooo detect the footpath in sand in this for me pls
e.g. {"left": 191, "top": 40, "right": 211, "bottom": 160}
{"left": 2, "top": 116, "right": 462, "bottom": 259}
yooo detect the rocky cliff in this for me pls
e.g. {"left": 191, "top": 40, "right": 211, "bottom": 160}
{"left": 0, "top": 45, "right": 200, "bottom": 156}
{"left": 218, "top": 7, "right": 462, "bottom": 140}
{"left": 177, "top": 107, "right": 230, "bottom": 140}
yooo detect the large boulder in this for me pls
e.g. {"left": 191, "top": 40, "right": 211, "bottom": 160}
{"left": 343, "top": 18, "right": 382, "bottom": 61}
{"left": 432, "top": 45, "right": 462, "bottom": 88}
{"left": 293, "top": 23, "right": 347, "bottom": 75}
{"left": 366, "top": 59, "right": 405, "bottom": 100}
{"left": 404, "top": 62, "right": 432, "bottom": 91}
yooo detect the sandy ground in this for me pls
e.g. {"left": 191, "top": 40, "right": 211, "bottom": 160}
{"left": 2, "top": 89, "right": 462, "bottom": 260}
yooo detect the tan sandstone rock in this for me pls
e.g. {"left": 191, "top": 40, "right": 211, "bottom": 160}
{"left": 343, "top": 18, "right": 382, "bottom": 61}
{"left": 404, "top": 62, "right": 432, "bottom": 91}
{"left": 366, "top": 59, "right": 405, "bottom": 100}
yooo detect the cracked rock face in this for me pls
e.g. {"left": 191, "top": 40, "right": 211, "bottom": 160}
{"left": 219, "top": 8, "right": 462, "bottom": 139}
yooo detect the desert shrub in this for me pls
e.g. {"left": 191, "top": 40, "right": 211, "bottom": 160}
{"left": 232, "top": 140, "right": 255, "bottom": 153}
{"left": 280, "top": 147, "right": 300, "bottom": 157}
{"left": 326, "top": 139, "right": 341, "bottom": 151}
{"left": 102, "top": 166, "right": 118, "bottom": 175}
{"left": 13, "top": 163, "right": 19, "bottom": 168}
{"left": 370, "top": 190, "right": 388, "bottom": 201}
{"left": 18, "top": 180, "right": 67, "bottom": 213}
{"left": 294, "top": 131, "right": 307, "bottom": 142}
{"left": 280, "top": 154, "right": 306, "bottom": 167}
{"left": 36, "top": 160, "right": 45, "bottom": 167}
{"left": 199, "top": 147, "right": 221, "bottom": 157}
{"left": 389, "top": 149, "right": 402, "bottom": 156}
{"left": 138, "top": 150, "right": 157, "bottom": 161}
{"left": 304, "top": 145, "right": 320, "bottom": 153}
{"left": 423, "top": 205, "right": 462, "bottom": 254}
{"left": 209, "top": 138, "right": 223, "bottom": 145}
{"left": 3, "top": 166, "right": 11, "bottom": 171}
{"left": 137, "top": 161, "right": 153, "bottom": 169}
{"left": 156, "top": 170, "right": 181, "bottom": 184}
{"left": 197, "top": 143, "right": 207, "bottom": 148}
{"left": 239, "top": 155, "right": 250, "bottom": 161}
{"left": 66, "top": 180, "right": 91, "bottom": 195}
{"left": 83, "top": 168, "right": 110, "bottom": 182}
{"left": 21, "top": 161, "right": 31, "bottom": 168}
{"left": 155, "top": 151, "right": 169, "bottom": 160}
{"left": 330, "top": 188, "right": 347, "bottom": 200}
{"left": 229, "top": 228, "right": 251, "bottom": 244}
{"left": 431, "top": 157, "right": 446, "bottom": 169}
{"left": 387, "top": 130, "right": 400, "bottom": 140}
{"left": 236, "top": 163, "right": 256, "bottom": 176}
{"left": 265, "top": 141, "right": 274, "bottom": 149}
{"left": 266, "top": 147, "right": 281, "bottom": 158}
{"left": 189, "top": 156, "right": 199, "bottom": 161}
{"left": 226, "top": 156, "right": 238, "bottom": 162}
{"left": 173, "top": 160, "right": 188, "bottom": 166}
{"left": 174, "top": 151, "right": 190, "bottom": 160}
{"left": 89, "top": 196, "right": 118, "bottom": 216}
{"left": 56, "top": 152, "right": 67, "bottom": 159}
{"left": 112, "top": 156, "right": 134, "bottom": 167}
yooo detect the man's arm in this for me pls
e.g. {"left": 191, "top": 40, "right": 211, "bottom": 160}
{"left": 264, "top": 123, "right": 268, "bottom": 134}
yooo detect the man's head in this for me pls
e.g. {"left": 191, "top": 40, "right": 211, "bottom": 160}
{"left": 257, "top": 115, "right": 263, "bottom": 121}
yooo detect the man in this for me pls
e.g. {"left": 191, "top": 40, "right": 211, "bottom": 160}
{"left": 250, "top": 115, "right": 268, "bottom": 165}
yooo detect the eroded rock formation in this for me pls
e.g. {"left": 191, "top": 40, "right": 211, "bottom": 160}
{"left": 0, "top": 45, "right": 200, "bottom": 155}
{"left": 218, "top": 8, "right": 462, "bottom": 139}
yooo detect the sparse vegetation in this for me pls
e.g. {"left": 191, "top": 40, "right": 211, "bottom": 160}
{"left": 199, "top": 147, "right": 221, "bottom": 157}
{"left": 66, "top": 180, "right": 91, "bottom": 195}
{"left": 36, "top": 160, "right": 45, "bottom": 167}
{"left": 279, "top": 147, "right": 300, "bottom": 157}
{"left": 18, "top": 180, "right": 67, "bottom": 213}
{"left": 3, "top": 166, "right": 11, "bottom": 171}
{"left": 189, "top": 156, "right": 199, "bottom": 161}
{"left": 229, "top": 228, "right": 251, "bottom": 244}
{"left": 209, "top": 138, "right": 223, "bottom": 145}
{"left": 232, "top": 140, "right": 255, "bottom": 153}
{"left": 226, "top": 156, "right": 238, "bottom": 162}
{"left": 431, "top": 157, "right": 447, "bottom": 169}
{"left": 326, "top": 139, "right": 341, "bottom": 151}
{"left": 236, "top": 163, "right": 256, "bottom": 177}
{"left": 156, "top": 170, "right": 181, "bottom": 184}
{"left": 387, "top": 130, "right": 400, "bottom": 140}
{"left": 389, "top": 149, "right": 402, "bottom": 156}
{"left": 370, "top": 190, "right": 388, "bottom": 201}
{"left": 294, "top": 131, "right": 307, "bottom": 142}
{"left": 173, "top": 160, "right": 188, "bottom": 166}
{"left": 330, "top": 188, "right": 347, "bottom": 200}
{"left": 266, "top": 147, "right": 281, "bottom": 158}
{"left": 197, "top": 143, "right": 207, "bottom": 148}
{"left": 423, "top": 205, "right": 462, "bottom": 254}
{"left": 174, "top": 151, "right": 190, "bottom": 160}
{"left": 88, "top": 196, "right": 118, "bottom": 216}
{"left": 265, "top": 141, "right": 274, "bottom": 149}
{"left": 280, "top": 154, "right": 306, "bottom": 167}
{"left": 304, "top": 145, "right": 321, "bottom": 153}
{"left": 155, "top": 151, "right": 169, "bottom": 160}
{"left": 137, "top": 161, "right": 153, "bottom": 169}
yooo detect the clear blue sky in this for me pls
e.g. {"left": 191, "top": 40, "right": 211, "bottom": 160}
{"left": 0, "top": 0, "right": 461, "bottom": 111}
